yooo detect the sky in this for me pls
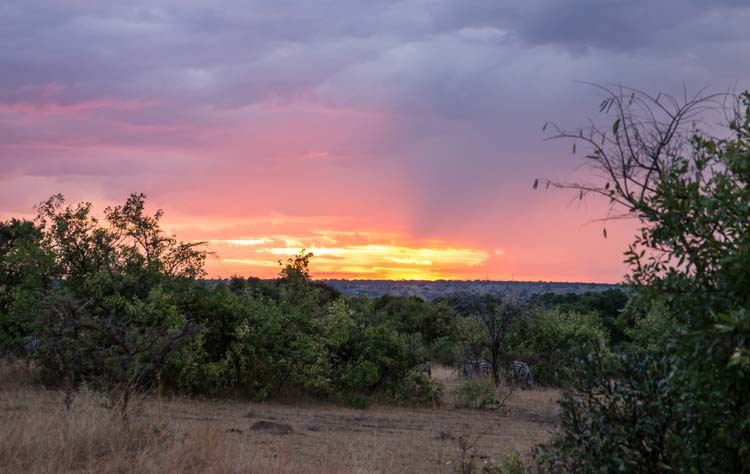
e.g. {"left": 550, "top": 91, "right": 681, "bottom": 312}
{"left": 1, "top": 1, "right": 749, "bottom": 282}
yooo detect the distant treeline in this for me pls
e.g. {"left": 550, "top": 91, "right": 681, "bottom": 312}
{"left": 315, "top": 279, "right": 623, "bottom": 300}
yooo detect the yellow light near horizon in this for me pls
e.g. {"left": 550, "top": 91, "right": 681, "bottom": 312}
{"left": 384, "top": 257, "right": 432, "bottom": 265}
{"left": 262, "top": 245, "right": 486, "bottom": 264}
{"left": 213, "top": 238, "right": 272, "bottom": 246}
{"left": 221, "top": 258, "right": 280, "bottom": 267}
{"left": 216, "top": 241, "right": 490, "bottom": 280}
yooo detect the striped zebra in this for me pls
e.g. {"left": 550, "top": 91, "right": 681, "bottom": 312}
{"left": 24, "top": 337, "right": 41, "bottom": 356}
{"left": 510, "top": 360, "right": 533, "bottom": 387}
{"left": 416, "top": 361, "right": 432, "bottom": 378}
{"left": 462, "top": 359, "right": 490, "bottom": 380}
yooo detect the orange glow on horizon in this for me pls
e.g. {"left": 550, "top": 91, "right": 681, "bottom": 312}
{"left": 205, "top": 238, "right": 490, "bottom": 281}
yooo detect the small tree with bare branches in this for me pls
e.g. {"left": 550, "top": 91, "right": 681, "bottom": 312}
{"left": 449, "top": 293, "right": 525, "bottom": 387}
{"left": 535, "top": 85, "right": 750, "bottom": 472}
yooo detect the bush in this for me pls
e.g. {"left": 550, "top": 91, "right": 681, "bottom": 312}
{"left": 387, "top": 371, "right": 444, "bottom": 406}
{"left": 430, "top": 336, "right": 457, "bottom": 366}
{"left": 344, "top": 393, "right": 370, "bottom": 409}
{"left": 456, "top": 378, "right": 496, "bottom": 409}
{"left": 486, "top": 452, "right": 527, "bottom": 474}
{"left": 537, "top": 88, "right": 750, "bottom": 471}
{"left": 451, "top": 436, "right": 527, "bottom": 474}
{"left": 509, "top": 309, "right": 613, "bottom": 386}
{"left": 623, "top": 300, "right": 677, "bottom": 354}
{"left": 228, "top": 296, "right": 330, "bottom": 400}
{"left": 534, "top": 351, "right": 678, "bottom": 471}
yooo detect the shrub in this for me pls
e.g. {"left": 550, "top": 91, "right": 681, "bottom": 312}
{"left": 485, "top": 452, "right": 527, "bottom": 474}
{"left": 387, "top": 371, "right": 444, "bottom": 405}
{"left": 228, "top": 296, "right": 330, "bottom": 400}
{"left": 456, "top": 378, "right": 496, "bottom": 409}
{"left": 534, "top": 351, "right": 678, "bottom": 471}
{"left": 451, "top": 436, "right": 527, "bottom": 474}
{"left": 623, "top": 300, "right": 677, "bottom": 354}
{"left": 510, "top": 309, "right": 613, "bottom": 386}
{"left": 538, "top": 88, "right": 750, "bottom": 471}
{"left": 344, "top": 393, "right": 370, "bottom": 409}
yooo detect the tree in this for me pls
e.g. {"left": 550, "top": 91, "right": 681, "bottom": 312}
{"left": 529, "top": 289, "right": 630, "bottom": 345}
{"left": 536, "top": 87, "right": 750, "bottom": 471}
{"left": 278, "top": 249, "right": 315, "bottom": 307}
{"left": 449, "top": 294, "right": 525, "bottom": 386}
{"left": 509, "top": 309, "right": 612, "bottom": 386}
{"left": 38, "top": 292, "right": 199, "bottom": 415}
{"left": 278, "top": 249, "right": 313, "bottom": 286}
{"left": 0, "top": 219, "right": 53, "bottom": 353}
{"left": 31, "top": 193, "right": 207, "bottom": 414}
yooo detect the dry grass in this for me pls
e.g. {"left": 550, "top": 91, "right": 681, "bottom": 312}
{"left": 431, "top": 364, "right": 459, "bottom": 382}
{"left": 1, "top": 389, "right": 274, "bottom": 473}
{"left": 0, "top": 361, "right": 561, "bottom": 473}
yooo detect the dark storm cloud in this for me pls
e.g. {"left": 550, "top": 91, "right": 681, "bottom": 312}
{"left": 434, "top": 0, "right": 750, "bottom": 51}
{"left": 2, "top": 0, "right": 747, "bottom": 109}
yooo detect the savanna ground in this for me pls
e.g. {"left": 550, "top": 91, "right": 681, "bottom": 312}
{"left": 0, "top": 362, "right": 560, "bottom": 474}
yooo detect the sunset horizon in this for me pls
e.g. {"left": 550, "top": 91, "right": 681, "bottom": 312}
{"left": 1, "top": 192, "right": 634, "bottom": 283}
{"left": 2, "top": 2, "right": 746, "bottom": 283}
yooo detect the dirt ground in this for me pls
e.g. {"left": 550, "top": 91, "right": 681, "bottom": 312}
{"left": 163, "top": 388, "right": 560, "bottom": 473}
{"left": 0, "top": 363, "right": 561, "bottom": 473}
{"left": 160, "top": 367, "right": 561, "bottom": 473}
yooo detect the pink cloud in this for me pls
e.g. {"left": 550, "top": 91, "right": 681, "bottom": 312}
{"left": 0, "top": 98, "right": 157, "bottom": 117}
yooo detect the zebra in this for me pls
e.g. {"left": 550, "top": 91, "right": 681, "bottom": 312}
{"left": 24, "top": 337, "right": 41, "bottom": 356}
{"left": 1, "top": 337, "right": 41, "bottom": 366}
{"left": 510, "top": 360, "right": 534, "bottom": 387}
{"left": 416, "top": 361, "right": 432, "bottom": 378}
{"left": 462, "top": 359, "right": 490, "bottom": 380}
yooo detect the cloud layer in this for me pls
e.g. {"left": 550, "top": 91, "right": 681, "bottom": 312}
{"left": 1, "top": 1, "right": 748, "bottom": 281}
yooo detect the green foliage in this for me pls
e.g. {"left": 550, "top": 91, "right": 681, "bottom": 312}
{"left": 451, "top": 315, "right": 486, "bottom": 362}
{"left": 535, "top": 350, "right": 686, "bottom": 472}
{"left": 623, "top": 300, "right": 677, "bottom": 354}
{"left": 0, "top": 219, "right": 53, "bottom": 353}
{"left": 539, "top": 88, "right": 750, "bottom": 472}
{"left": 485, "top": 453, "right": 527, "bottom": 474}
{"left": 374, "top": 295, "right": 454, "bottom": 345}
{"left": 11, "top": 194, "right": 206, "bottom": 413}
{"left": 451, "top": 438, "right": 527, "bottom": 474}
{"left": 509, "top": 309, "right": 612, "bottom": 386}
{"left": 344, "top": 393, "right": 370, "bottom": 409}
{"left": 455, "top": 377, "right": 496, "bottom": 409}
{"left": 172, "top": 356, "right": 232, "bottom": 396}
{"left": 430, "top": 335, "right": 457, "bottom": 365}
{"left": 2, "top": 196, "right": 445, "bottom": 407}
{"left": 323, "top": 299, "right": 427, "bottom": 402}
{"left": 228, "top": 294, "right": 329, "bottom": 400}
{"left": 226, "top": 285, "right": 429, "bottom": 403}
{"left": 446, "top": 294, "right": 526, "bottom": 386}
{"left": 529, "top": 289, "right": 629, "bottom": 345}
{"left": 387, "top": 371, "right": 444, "bottom": 406}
